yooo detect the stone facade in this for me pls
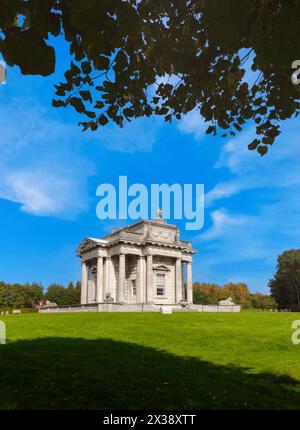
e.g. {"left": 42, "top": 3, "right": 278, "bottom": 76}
{"left": 76, "top": 219, "right": 197, "bottom": 306}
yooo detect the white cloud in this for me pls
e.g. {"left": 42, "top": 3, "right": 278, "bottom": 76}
{"left": 200, "top": 209, "right": 249, "bottom": 242}
{"left": 0, "top": 99, "right": 94, "bottom": 218}
{"left": 0, "top": 92, "right": 164, "bottom": 217}
{"left": 205, "top": 182, "right": 241, "bottom": 207}
{"left": 210, "top": 124, "right": 300, "bottom": 199}
{"left": 196, "top": 122, "right": 300, "bottom": 290}
{"left": 0, "top": 168, "right": 88, "bottom": 217}
{"left": 199, "top": 206, "right": 273, "bottom": 261}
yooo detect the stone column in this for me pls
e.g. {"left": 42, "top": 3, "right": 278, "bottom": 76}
{"left": 175, "top": 258, "right": 182, "bottom": 303}
{"left": 81, "top": 261, "right": 88, "bottom": 305}
{"left": 146, "top": 255, "right": 153, "bottom": 303}
{"left": 181, "top": 263, "right": 186, "bottom": 300}
{"left": 137, "top": 256, "right": 144, "bottom": 303}
{"left": 104, "top": 256, "right": 110, "bottom": 300}
{"left": 142, "top": 256, "right": 147, "bottom": 303}
{"left": 187, "top": 262, "right": 193, "bottom": 303}
{"left": 118, "top": 254, "right": 125, "bottom": 303}
{"left": 96, "top": 256, "right": 104, "bottom": 303}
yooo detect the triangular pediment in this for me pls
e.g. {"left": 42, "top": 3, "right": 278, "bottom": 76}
{"left": 76, "top": 237, "right": 107, "bottom": 255}
{"left": 153, "top": 264, "right": 170, "bottom": 272}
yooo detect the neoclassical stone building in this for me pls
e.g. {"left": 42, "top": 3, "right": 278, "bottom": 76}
{"left": 77, "top": 218, "right": 197, "bottom": 307}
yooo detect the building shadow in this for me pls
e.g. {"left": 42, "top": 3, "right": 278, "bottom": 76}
{"left": 0, "top": 337, "right": 299, "bottom": 409}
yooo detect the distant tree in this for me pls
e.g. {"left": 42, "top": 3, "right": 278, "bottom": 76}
{"left": 45, "top": 284, "right": 69, "bottom": 306}
{"left": 250, "top": 293, "right": 277, "bottom": 310}
{"left": 0, "top": 1, "right": 299, "bottom": 154}
{"left": 193, "top": 286, "right": 212, "bottom": 305}
{"left": 45, "top": 283, "right": 80, "bottom": 306}
{"left": 269, "top": 250, "right": 300, "bottom": 309}
{"left": 193, "top": 283, "right": 221, "bottom": 304}
{"left": 0, "top": 283, "right": 23, "bottom": 308}
{"left": 223, "top": 282, "right": 249, "bottom": 304}
{"left": 68, "top": 281, "right": 81, "bottom": 304}
{"left": 0, "top": 282, "right": 44, "bottom": 308}
{"left": 22, "top": 283, "right": 44, "bottom": 308}
{"left": 239, "top": 296, "right": 252, "bottom": 309}
{"left": 0, "top": 282, "right": 8, "bottom": 307}
{"left": 67, "top": 281, "right": 75, "bottom": 290}
{"left": 196, "top": 283, "right": 225, "bottom": 301}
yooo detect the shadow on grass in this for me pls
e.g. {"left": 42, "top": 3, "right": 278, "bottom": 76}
{"left": 0, "top": 337, "right": 299, "bottom": 409}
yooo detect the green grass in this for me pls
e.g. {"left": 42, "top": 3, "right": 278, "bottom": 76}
{"left": 0, "top": 312, "right": 300, "bottom": 409}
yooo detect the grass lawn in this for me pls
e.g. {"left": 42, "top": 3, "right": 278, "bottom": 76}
{"left": 0, "top": 312, "right": 300, "bottom": 410}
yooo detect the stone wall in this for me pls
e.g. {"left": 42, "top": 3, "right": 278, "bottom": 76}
{"left": 191, "top": 304, "right": 241, "bottom": 312}
{"left": 39, "top": 303, "right": 241, "bottom": 313}
{"left": 39, "top": 305, "right": 98, "bottom": 313}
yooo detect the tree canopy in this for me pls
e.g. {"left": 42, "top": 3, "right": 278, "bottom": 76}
{"left": 269, "top": 249, "right": 300, "bottom": 310}
{"left": 0, "top": 0, "right": 299, "bottom": 155}
{"left": 0, "top": 282, "right": 43, "bottom": 308}
{"left": 45, "top": 282, "right": 81, "bottom": 305}
{"left": 0, "top": 280, "right": 81, "bottom": 308}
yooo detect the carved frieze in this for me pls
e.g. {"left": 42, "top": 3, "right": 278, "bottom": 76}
{"left": 148, "top": 226, "right": 176, "bottom": 243}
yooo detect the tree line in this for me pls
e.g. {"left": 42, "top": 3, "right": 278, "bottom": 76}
{"left": 0, "top": 280, "right": 277, "bottom": 310}
{"left": 0, "top": 281, "right": 81, "bottom": 309}
{"left": 1, "top": 249, "right": 299, "bottom": 310}
{"left": 193, "top": 250, "right": 300, "bottom": 311}
{"left": 193, "top": 282, "right": 277, "bottom": 310}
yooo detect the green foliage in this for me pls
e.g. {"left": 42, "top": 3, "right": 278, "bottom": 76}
{"left": 269, "top": 249, "right": 300, "bottom": 309}
{"left": 193, "top": 288, "right": 214, "bottom": 305}
{"left": 0, "top": 280, "right": 81, "bottom": 308}
{"left": 0, "top": 1, "right": 299, "bottom": 153}
{"left": 45, "top": 283, "right": 81, "bottom": 306}
{"left": 22, "top": 283, "right": 44, "bottom": 308}
{"left": 193, "top": 283, "right": 221, "bottom": 304}
{"left": 249, "top": 293, "right": 278, "bottom": 310}
{"left": 0, "top": 282, "right": 43, "bottom": 308}
{"left": 67, "top": 281, "right": 81, "bottom": 304}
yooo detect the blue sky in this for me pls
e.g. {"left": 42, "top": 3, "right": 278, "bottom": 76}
{"left": 0, "top": 40, "right": 299, "bottom": 293}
